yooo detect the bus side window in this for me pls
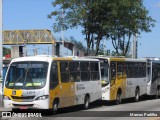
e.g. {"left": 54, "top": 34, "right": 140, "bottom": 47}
{"left": 110, "top": 62, "right": 116, "bottom": 80}
{"left": 60, "top": 62, "right": 69, "bottom": 83}
{"left": 69, "top": 62, "right": 80, "bottom": 82}
{"left": 80, "top": 62, "right": 90, "bottom": 81}
{"left": 117, "top": 62, "right": 123, "bottom": 79}
{"left": 90, "top": 62, "right": 100, "bottom": 81}
{"left": 130, "top": 63, "right": 134, "bottom": 78}
{"left": 50, "top": 62, "right": 58, "bottom": 89}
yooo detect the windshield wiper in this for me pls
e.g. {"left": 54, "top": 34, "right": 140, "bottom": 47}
{"left": 10, "top": 75, "right": 23, "bottom": 89}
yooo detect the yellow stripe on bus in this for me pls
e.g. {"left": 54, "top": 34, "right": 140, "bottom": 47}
{"left": 53, "top": 58, "right": 73, "bottom": 61}
{"left": 4, "top": 87, "right": 23, "bottom": 97}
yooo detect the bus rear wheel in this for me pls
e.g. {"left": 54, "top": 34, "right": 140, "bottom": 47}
{"left": 84, "top": 95, "right": 90, "bottom": 110}
{"left": 135, "top": 88, "right": 140, "bottom": 102}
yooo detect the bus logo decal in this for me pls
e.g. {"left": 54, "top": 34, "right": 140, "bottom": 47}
{"left": 12, "top": 91, "right": 16, "bottom": 95}
{"left": 77, "top": 84, "right": 85, "bottom": 91}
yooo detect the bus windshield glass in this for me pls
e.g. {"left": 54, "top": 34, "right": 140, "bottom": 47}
{"left": 5, "top": 61, "right": 49, "bottom": 89}
{"left": 101, "top": 62, "right": 109, "bottom": 85}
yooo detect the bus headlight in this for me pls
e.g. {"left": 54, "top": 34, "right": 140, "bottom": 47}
{"left": 4, "top": 96, "right": 11, "bottom": 100}
{"left": 36, "top": 95, "right": 49, "bottom": 100}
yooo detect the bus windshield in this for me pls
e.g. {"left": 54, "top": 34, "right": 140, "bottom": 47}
{"left": 101, "top": 63, "right": 109, "bottom": 84}
{"left": 5, "top": 61, "right": 49, "bottom": 89}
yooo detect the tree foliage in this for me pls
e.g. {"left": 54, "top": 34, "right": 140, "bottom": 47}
{"left": 108, "top": 0, "right": 155, "bottom": 56}
{"left": 48, "top": 0, "right": 155, "bottom": 56}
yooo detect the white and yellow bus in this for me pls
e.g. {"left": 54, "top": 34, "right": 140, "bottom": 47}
{"left": 89, "top": 56, "right": 147, "bottom": 104}
{"left": 3, "top": 55, "right": 101, "bottom": 113}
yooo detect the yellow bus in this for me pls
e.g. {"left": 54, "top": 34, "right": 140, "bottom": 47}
{"left": 89, "top": 56, "right": 147, "bottom": 104}
{"left": 3, "top": 55, "right": 101, "bottom": 113}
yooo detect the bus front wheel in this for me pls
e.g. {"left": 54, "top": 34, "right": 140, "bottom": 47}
{"left": 52, "top": 100, "right": 58, "bottom": 114}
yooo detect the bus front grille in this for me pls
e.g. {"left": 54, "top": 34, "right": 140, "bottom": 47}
{"left": 12, "top": 104, "right": 34, "bottom": 107}
{"left": 11, "top": 96, "right": 35, "bottom": 100}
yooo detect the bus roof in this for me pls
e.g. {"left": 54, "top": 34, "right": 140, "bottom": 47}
{"left": 10, "top": 55, "right": 99, "bottom": 63}
{"left": 86, "top": 56, "right": 147, "bottom": 62}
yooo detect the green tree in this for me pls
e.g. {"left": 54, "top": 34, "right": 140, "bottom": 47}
{"left": 48, "top": 0, "right": 155, "bottom": 56}
{"left": 48, "top": 0, "right": 111, "bottom": 55}
{"left": 3, "top": 47, "right": 11, "bottom": 56}
{"left": 108, "top": 0, "right": 155, "bottom": 56}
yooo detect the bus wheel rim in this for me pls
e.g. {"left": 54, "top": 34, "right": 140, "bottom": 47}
{"left": 117, "top": 93, "right": 121, "bottom": 104}
{"left": 53, "top": 102, "right": 58, "bottom": 112}
{"left": 85, "top": 96, "right": 89, "bottom": 109}
{"left": 135, "top": 90, "right": 139, "bottom": 101}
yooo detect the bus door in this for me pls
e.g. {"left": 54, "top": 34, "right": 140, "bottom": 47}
{"left": 49, "top": 62, "right": 59, "bottom": 108}
{"left": 58, "top": 62, "right": 75, "bottom": 108}
{"left": 110, "top": 62, "right": 117, "bottom": 100}
{"left": 157, "top": 63, "right": 160, "bottom": 87}
{"left": 116, "top": 62, "right": 126, "bottom": 99}
{"left": 152, "top": 63, "right": 160, "bottom": 92}
{"left": 147, "top": 60, "right": 151, "bottom": 84}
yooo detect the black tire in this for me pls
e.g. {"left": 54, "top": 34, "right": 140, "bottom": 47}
{"left": 156, "top": 88, "right": 159, "bottom": 99}
{"left": 84, "top": 95, "right": 90, "bottom": 110}
{"left": 52, "top": 100, "right": 58, "bottom": 114}
{"left": 116, "top": 92, "right": 121, "bottom": 104}
{"left": 135, "top": 88, "right": 140, "bottom": 102}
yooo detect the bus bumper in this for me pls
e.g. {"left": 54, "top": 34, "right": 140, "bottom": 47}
{"left": 3, "top": 98, "right": 50, "bottom": 110}
{"left": 102, "top": 87, "right": 110, "bottom": 100}
{"left": 147, "top": 85, "right": 151, "bottom": 95}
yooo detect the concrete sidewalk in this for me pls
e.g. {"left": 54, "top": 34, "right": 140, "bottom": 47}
{"left": 0, "top": 95, "right": 11, "bottom": 111}
{"left": 0, "top": 98, "right": 12, "bottom": 117}
{"left": 0, "top": 84, "right": 12, "bottom": 117}
{"left": 0, "top": 107, "right": 11, "bottom": 112}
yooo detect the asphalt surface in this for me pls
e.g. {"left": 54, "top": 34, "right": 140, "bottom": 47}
{"left": 1, "top": 96, "right": 160, "bottom": 120}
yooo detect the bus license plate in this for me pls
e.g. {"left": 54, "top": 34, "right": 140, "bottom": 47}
{"left": 19, "top": 106, "right": 28, "bottom": 109}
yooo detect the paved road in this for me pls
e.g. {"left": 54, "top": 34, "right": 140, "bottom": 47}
{"left": 0, "top": 83, "right": 2, "bottom": 95}
{"left": 0, "top": 83, "right": 3, "bottom": 109}
{"left": 1, "top": 96, "right": 160, "bottom": 120}
{"left": 0, "top": 94, "right": 2, "bottom": 107}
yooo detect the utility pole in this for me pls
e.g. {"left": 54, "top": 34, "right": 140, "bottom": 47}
{"left": 0, "top": 0, "right": 2, "bottom": 78}
{"left": 132, "top": 34, "right": 138, "bottom": 58}
{"left": 61, "top": 9, "right": 65, "bottom": 56}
